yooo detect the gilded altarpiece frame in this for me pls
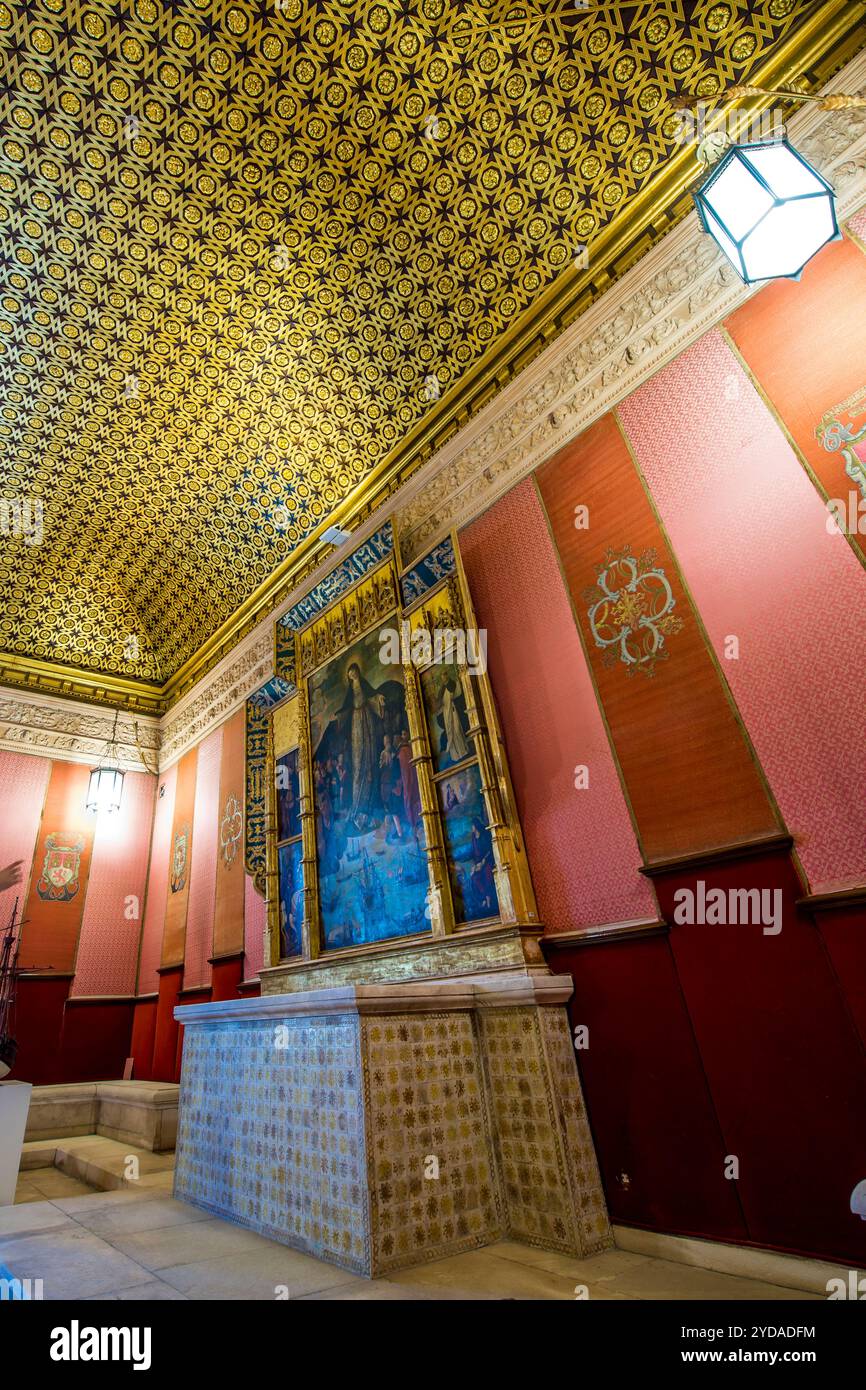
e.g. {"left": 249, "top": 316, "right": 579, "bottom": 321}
{"left": 262, "top": 521, "right": 541, "bottom": 985}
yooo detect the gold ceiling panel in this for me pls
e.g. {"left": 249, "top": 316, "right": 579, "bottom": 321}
{"left": 0, "top": 0, "right": 832, "bottom": 698}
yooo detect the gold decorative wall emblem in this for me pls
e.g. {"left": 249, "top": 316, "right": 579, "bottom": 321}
{"left": 219, "top": 794, "right": 243, "bottom": 868}
{"left": 584, "top": 546, "right": 684, "bottom": 677}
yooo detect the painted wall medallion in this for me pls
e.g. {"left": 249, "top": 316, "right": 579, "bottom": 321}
{"left": 36, "top": 833, "right": 85, "bottom": 902}
{"left": 584, "top": 546, "right": 684, "bottom": 677}
{"left": 170, "top": 826, "right": 190, "bottom": 894}
{"left": 220, "top": 795, "right": 243, "bottom": 868}
{"left": 817, "top": 387, "right": 866, "bottom": 499}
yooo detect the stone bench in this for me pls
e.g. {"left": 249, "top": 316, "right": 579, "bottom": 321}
{"left": 24, "top": 1081, "right": 179, "bottom": 1153}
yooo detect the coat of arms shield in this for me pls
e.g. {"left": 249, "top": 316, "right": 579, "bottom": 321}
{"left": 37, "top": 833, "right": 85, "bottom": 903}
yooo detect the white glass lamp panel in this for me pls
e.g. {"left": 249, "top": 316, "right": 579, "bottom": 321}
{"left": 701, "top": 205, "right": 745, "bottom": 278}
{"left": 87, "top": 766, "right": 124, "bottom": 815}
{"left": 704, "top": 154, "right": 774, "bottom": 242}
{"left": 741, "top": 196, "right": 836, "bottom": 282}
{"left": 740, "top": 143, "right": 826, "bottom": 199}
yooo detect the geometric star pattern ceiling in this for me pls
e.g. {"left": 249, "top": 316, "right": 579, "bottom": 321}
{"left": 0, "top": 0, "right": 803, "bottom": 684}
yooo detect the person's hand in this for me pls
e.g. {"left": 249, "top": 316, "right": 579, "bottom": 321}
{"left": 0, "top": 861, "right": 23, "bottom": 893}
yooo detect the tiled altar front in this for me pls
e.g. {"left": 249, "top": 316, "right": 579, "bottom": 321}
{"left": 174, "top": 973, "right": 611, "bottom": 1277}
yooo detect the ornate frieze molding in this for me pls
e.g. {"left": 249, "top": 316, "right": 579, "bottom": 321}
{"left": 393, "top": 54, "right": 866, "bottom": 562}
{"left": 0, "top": 688, "right": 159, "bottom": 772}
{"left": 157, "top": 628, "right": 273, "bottom": 772}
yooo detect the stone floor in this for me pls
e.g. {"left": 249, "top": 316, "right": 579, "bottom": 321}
{"left": 0, "top": 1180, "right": 825, "bottom": 1301}
{"left": 15, "top": 1167, "right": 97, "bottom": 1204}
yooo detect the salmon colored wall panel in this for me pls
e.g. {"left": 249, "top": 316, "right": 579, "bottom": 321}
{"left": 183, "top": 726, "right": 222, "bottom": 990}
{"left": 0, "top": 749, "right": 50, "bottom": 934}
{"left": 460, "top": 478, "right": 654, "bottom": 929}
{"left": 213, "top": 708, "right": 246, "bottom": 957}
{"left": 71, "top": 772, "right": 157, "bottom": 997}
{"left": 536, "top": 414, "right": 777, "bottom": 862}
{"left": 244, "top": 872, "right": 264, "bottom": 980}
{"left": 20, "top": 761, "right": 96, "bottom": 972}
{"left": 618, "top": 330, "right": 866, "bottom": 893}
{"left": 162, "top": 747, "right": 198, "bottom": 967}
{"left": 725, "top": 234, "right": 866, "bottom": 568}
{"left": 138, "top": 763, "right": 176, "bottom": 995}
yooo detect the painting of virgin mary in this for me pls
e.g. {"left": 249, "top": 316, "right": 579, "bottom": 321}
{"left": 307, "top": 623, "right": 429, "bottom": 950}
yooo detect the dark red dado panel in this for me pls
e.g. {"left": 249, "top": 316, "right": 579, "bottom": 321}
{"left": 210, "top": 952, "right": 244, "bottom": 1002}
{"left": 130, "top": 996, "right": 158, "bottom": 1081}
{"left": 810, "top": 897, "right": 866, "bottom": 1055}
{"left": 59, "top": 999, "right": 135, "bottom": 1082}
{"left": 10, "top": 975, "right": 71, "bottom": 1085}
{"left": 175, "top": 988, "right": 210, "bottom": 1083}
{"left": 151, "top": 965, "right": 183, "bottom": 1083}
{"left": 550, "top": 932, "right": 747, "bottom": 1242}
{"left": 650, "top": 846, "right": 866, "bottom": 1267}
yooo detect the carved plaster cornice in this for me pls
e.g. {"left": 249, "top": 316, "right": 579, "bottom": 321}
{"left": 394, "top": 55, "right": 866, "bottom": 561}
{"left": 0, "top": 687, "right": 159, "bottom": 772}
{"left": 157, "top": 627, "right": 273, "bottom": 771}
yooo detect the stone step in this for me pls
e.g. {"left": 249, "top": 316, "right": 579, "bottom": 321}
{"left": 20, "top": 1135, "right": 174, "bottom": 1195}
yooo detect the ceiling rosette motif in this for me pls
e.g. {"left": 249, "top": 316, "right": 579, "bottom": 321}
{"left": 0, "top": 0, "right": 818, "bottom": 694}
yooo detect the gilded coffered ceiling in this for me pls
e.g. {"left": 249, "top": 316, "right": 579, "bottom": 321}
{"left": 0, "top": 0, "right": 861, "bottom": 709}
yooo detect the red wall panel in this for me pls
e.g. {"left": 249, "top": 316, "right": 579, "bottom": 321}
{"left": 175, "top": 988, "right": 209, "bottom": 1083}
{"left": 460, "top": 478, "right": 655, "bottom": 931}
{"left": 130, "top": 997, "right": 158, "bottom": 1082}
{"left": 11, "top": 976, "right": 71, "bottom": 1085}
{"left": 652, "top": 847, "right": 866, "bottom": 1266}
{"left": 619, "top": 329, "right": 866, "bottom": 894}
{"left": 59, "top": 1000, "right": 135, "bottom": 1083}
{"left": 536, "top": 414, "right": 778, "bottom": 862}
{"left": 152, "top": 965, "right": 183, "bottom": 1083}
{"left": 550, "top": 932, "right": 748, "bottom": 1242}
{"left": 725, "top": 233, "right": 866, "bottom": 570}
{"left": 806, "top": 899, "right": 866, "bottom": 1062}
{"left": 211, "top": 954, "right": 244, "bottom": 1002}
{"left": 71, "top": 771, "right": 156, "bottom": 997}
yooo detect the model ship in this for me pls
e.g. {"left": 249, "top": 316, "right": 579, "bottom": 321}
{"left": 0, "top": 896, "right": 21, "bottom": 1079}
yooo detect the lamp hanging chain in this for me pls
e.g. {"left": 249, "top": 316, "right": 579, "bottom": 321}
{"left": 133, "top": 719, "right": 159, "bottom": 776}
{"left": 108, "top": 708, "right": 120, "bottom": 766}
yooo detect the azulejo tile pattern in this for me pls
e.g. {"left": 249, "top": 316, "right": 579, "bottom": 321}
{"left": 278, "top": 522, "right": 394, "bottom": 632}
{"left": 245, "top": 676, "right": 295, "bottom": 881}
{"left": 363, "top": 1012, "right": 501, "bottom": 1272}
{"left": 538, "top": 1004, "right": 612, "bottom": 1256}
{"left": 400, "top": 536, "right": 456, "bottom": 605}
{"left": 479, "top": 1005, "right": 611, "bottom": 1257}
{"left": 175, "top": 992, "right": 610, "bottom": 1276}
{"left": 174, "top": 1016, "right": 371, "bottom": 1273}
{"left": 0, "top": 0, "right": 804, "bottom": 681}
